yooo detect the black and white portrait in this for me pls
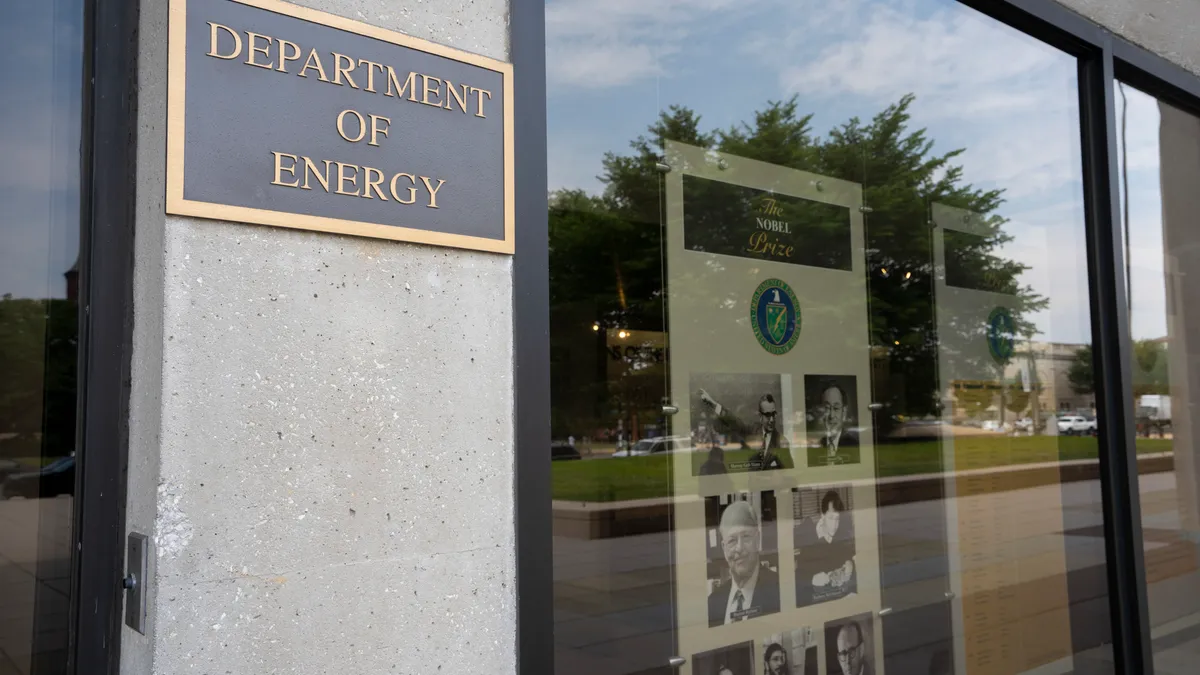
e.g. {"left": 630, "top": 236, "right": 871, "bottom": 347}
{"left": 691, "top": 373, "right": 792, "bottom": 475}
{"left": 825, "top": 614, "right": 875, "bottom": 675}
{"left": 760, "top": 627, "right": 818, "bottom": 675}
{"left": 794, "top": 486, "right": 857, "bottom": 607}
{"left": 705, "top": 491, "right": 780, "bottom": 626}
{"left": 804, "top": 375, "right": 860, "bottom": 467}
{"left": 693, "top": 641, "right": 755, "bottom": 675}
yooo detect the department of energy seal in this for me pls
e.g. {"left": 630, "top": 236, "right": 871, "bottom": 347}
{"left": 751, "top": 278, "right": 801, "bottom": 355}
{"left": 987, "top": 306, "right": 1016, "bottom": 364}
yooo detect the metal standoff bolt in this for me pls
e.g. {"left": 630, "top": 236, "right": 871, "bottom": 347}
{"left": 812, "top": 180, "right": 824, "bottom": 192}
{"left": 655, "top": 161, "right": 672, "bottom": 173}
{"left": 669, "top": 656, "right": 687, "bottom": 668}
{"left": 662, "top": 404, "right": 680, "bottom": 416}
{"left": 878, "top": 607, "right": 893, "bottom": 616}
{"left": 944, "top": 591, "right": 956, "bottom": 599}
{"left": 122, "top": 574, "right": 137, "bottom": 590}
{"left": 717, "top": 159, "right": 729, "bottom": 170}
{"left": 859, "top": 205, "right": 874, "bottom": 213}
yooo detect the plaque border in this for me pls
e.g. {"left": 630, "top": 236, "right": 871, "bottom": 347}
{"left": 166, "top": 0, "right": 515, "bottom": 253}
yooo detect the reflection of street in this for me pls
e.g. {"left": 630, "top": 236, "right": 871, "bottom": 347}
{"left": 0, "top": 498, "right": 72, "bottom": 675}
{"left": 553, "top": 471, "right": 1200, "bottom": 675}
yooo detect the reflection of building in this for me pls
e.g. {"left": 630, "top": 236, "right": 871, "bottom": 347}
{"left": 945, "top": 340, "right": 1096, "bottom": 423}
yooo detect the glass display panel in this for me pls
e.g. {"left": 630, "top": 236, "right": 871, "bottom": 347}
{"left": 0, "top": 1, "right": 85, "bottom": 674}
{"left": 548, "top": 1, "right": 1116, "bottom": 673}
{"left": 1116, "top": 80, "right": 1200, "bottom": 675}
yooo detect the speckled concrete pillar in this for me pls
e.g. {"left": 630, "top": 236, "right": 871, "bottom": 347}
{"left": 122, "top": 1, "right": 515, "bottom": 673}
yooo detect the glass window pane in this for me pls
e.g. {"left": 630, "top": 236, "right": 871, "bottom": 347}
{"left": 1117, "top": 80, "right": 1200, "bottom": 675}
{"left": 0, "top": 1, "right": 84, "bottom": 673}
{"left": 548, "top": 1, "right": 1115, "bottom": 673}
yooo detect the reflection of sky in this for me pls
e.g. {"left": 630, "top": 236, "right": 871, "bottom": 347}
{"left": 1116, "top": 84, "right": 1170, "bottom": 342}
{"left": 546, "top": 0, "right": 1110, "bottom": 344}
{"left": 0, "top": 0, "right": 84, "bottom": 300}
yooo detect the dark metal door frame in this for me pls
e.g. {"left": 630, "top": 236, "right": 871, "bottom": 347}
{"left": 69, "top": 0, "right": 139, "bottom": 671}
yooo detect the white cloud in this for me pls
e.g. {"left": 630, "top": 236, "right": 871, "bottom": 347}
{"left": 752, "top": 1, "right": 1083, "bottom": 201}
{"left": 545, "top": 0, "right": 747, "bottom": 90}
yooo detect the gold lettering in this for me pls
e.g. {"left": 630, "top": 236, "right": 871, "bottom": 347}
{"left": 277, "top": 39, "right": 301, "bottom": 72}
{"left": 336, "top": 109, "right": 367, "bottom": 143}
{"left": 385, "top": 67, "right": 418, "bottom": 100}
{"left": 443, "top": 80, "right": 468, "bottom": 112}
{"left": 363, "top": 167, "right": 388, "bottom": 200}
{"left": 746, "top": 231, "right": 794, "bottom": 258}
{"left": 357, "top": 59, "right": 385, "bottom": 92}
{"left": 389, "top": 173, "right": 417, "bottom": 204}
{"left": 419, "top": 176, "right": 446, "bottom": 208}
{"left": 469, "top": 87, "right": 492, "bottom": 118}
{"left": 298, "top": 48, "right": 330, "bottom": 82}
{"left": 335, "top": 162, "right": 360, "bottom": 196}
{"left": 207, "top": 23, "right": 242, "bottom": 60}
{"left": 757, "top": 198, "right": 783, "bottom": 217}
{"left": 301, "top": 157, "right": 333, "bottom": 191}
{"left": 421, "top": 75, "right": 442, "bottom": 107}
{"left": 245, "top": 32, "right": 273, "bottom": 69}
{"left": 332, "top": 53, "right": 359, "bottom": 89}
{"left": 368, "top": 115, "right": 390, "bottom": 147}
{"left": 271, "top": 151, "right": 300, "bottom": 187}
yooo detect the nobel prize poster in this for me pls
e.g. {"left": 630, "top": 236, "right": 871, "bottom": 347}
{"left": 932, "top": 202, "right": 1073, "bottom": 675}
{"left": 663, "top": 143, "right": 882, "bottom": 673}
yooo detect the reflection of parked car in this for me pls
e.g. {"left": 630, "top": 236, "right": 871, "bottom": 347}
{"left": 551, "top": 443, "right": 582, "bottom": 461}
{"left": 612, "top": 436, "right": 691, "bottom": 458}
{"left": 1, "top": 456, "right": 75, "bottom": 499}
{"left": 1057, "top": 416, "right": 1097, "bottom": 435}
{"left": 1014, "top": 418, "right": 1033, "bottom": 432}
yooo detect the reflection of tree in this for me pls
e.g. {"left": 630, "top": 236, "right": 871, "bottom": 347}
{"left": 549, "top": 95, "right": 1043, "bottom": 437}
{"left": 1006, "top": 380, "right": 1032, "bottom": 417}
{"left": 0, "top": 296, "right": 78, "bottom": 459}
{"left": 1068, "top": 340, "right": 1168, "bottom": 398}
{"left": 1067, "top": 345, "right": 1094, "bottom": 396}
{"left": 955, "top": 383, "right": 995, "bottom": 421}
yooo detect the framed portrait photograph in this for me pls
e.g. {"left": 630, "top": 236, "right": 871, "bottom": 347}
{"left": 705, "top": 491, "right": 780, "bottom": 627}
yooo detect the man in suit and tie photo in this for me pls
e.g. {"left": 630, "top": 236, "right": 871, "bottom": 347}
{"left": 805, "top": 376, "right": 861, "bottom": 467}
{"left": 707, "top": 498, "right": 781, "bottom": 626}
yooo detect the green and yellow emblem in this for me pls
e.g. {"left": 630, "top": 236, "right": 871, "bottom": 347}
{"left": 751, "top": 278, "right": 801, "bottom": 355}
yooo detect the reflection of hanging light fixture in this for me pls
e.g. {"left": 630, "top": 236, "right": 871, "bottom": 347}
{"left": 880, "top": 267, "right": 889, "bottom": 278}
{"left": 894, "top": 340, "right": 900, "bottom": 346}
{"left": 618, "top": 330, "right": 629, "bottom": 339}
{"left": 904, "top": 271, "right": 912, "bottom": 280}
{"left": 592, "top": 322, "right": 600, "bottom": 332}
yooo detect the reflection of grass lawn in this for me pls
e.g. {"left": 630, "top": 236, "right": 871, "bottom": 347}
{"left": 552, "top": 436, "right": 1174, "bottom": 503}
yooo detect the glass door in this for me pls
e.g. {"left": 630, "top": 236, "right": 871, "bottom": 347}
{"left": 548, "top": 1, "right": 1122, "bottom": 674}
{"left": 0, "top": 1, "right": 86, "bottom": 673}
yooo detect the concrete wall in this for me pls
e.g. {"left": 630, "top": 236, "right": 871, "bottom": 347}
{"left": 1054, "top": 0, "right": 1200, "bottom": 75}
{"left": 122, "top": 1, "right": 515, "bottom": 673}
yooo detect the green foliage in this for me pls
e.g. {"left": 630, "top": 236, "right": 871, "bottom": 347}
{"left": 549, "top": 94, "right": 1045, "bottom": 436}
{"left": 1068, "top": 345, "right": 1094, "bottom": 395}
{"left": 0, "top": 296, "right": 78, "bottom": 459}
{"left": 1006, "top": 379, "right": 1032, "bottom": 416}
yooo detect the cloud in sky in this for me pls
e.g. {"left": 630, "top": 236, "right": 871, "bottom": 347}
{"left": 542, "top": 0, "right": 1167, "bottom": 343}
{"left": 545, "top": 0, "right": 748, "bottom": 90}
{"left": 763, "top": 0, "right": 1083, "bottom": 202}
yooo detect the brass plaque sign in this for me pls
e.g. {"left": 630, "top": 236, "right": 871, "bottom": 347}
{"left": 167, "top": 0, "right": 514, "bottom": 253}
